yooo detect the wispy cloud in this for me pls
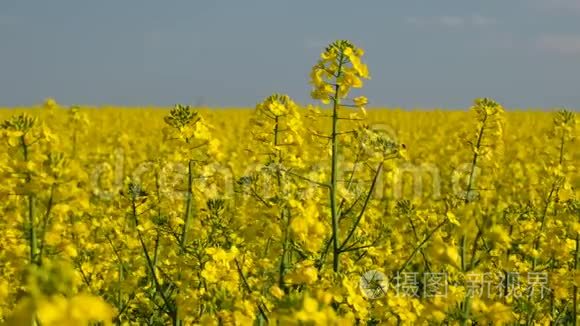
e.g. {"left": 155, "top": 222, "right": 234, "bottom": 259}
{"left": 537, "top": 34, "right": 580, "bottom": 55}
{"left": 471, "top": 15, "right": 497, "bottom": 27}
{"left": 534, "top": 0, "right": 580, "bottom": 12}
{"left": 405, "top": 14, "right": 496, "bottom": 28}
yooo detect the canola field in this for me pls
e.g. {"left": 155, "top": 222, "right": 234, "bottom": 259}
{"left": 0, "top": 41, "right": 578, "bottom": 325}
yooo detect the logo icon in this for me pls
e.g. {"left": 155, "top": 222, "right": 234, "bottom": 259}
{"left": 359, "top": 270, "right": 389, "bottom": 299}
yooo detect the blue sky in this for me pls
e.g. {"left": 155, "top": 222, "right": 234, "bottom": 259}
{"left": 1, "top": 0, "right": 580, "bottom": 109}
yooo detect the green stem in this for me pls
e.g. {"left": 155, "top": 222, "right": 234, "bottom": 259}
{"left": 339, "top": 162, "right": 383, "bottom": 252}
{"left": 235, "top": 259, "right": 269, "bottom": 323}
{"left": 28, "top": 195, "right": 36, "bottom": 265}
{"left": 37, "top": 183, "right": 56, "bottom": 263}
{"left": 460, "top": 297, "right": 472, "bottom": 326}
{"left": 532, "top": 185, "right": 556, "bottom": 270}
{"left": 573, "top": 232, "right": 579, "bottom": 325}
{"left": 72, "top": 127, "right": 78, "bottom": 159}
{"left": 180, "top": 159, "right": 194, "bottom": 249}
{"left": 397, "top": 218, "right": 448, "bottom": 274}
{"left": 465, "top": 113, "right": 487, "bottom": 204}
{"left": 460, "top": 113, "right": 487, "bottom": 325}
{"left": 273, "top": 115, "right": 291, "bottom": 290}
{"left": 406, "top": 211, "right": 432, "bottom": 272}
{"left": 503, "top": 222, "right": 515, "bottom": 302}
{"left": 174, "top": 153, "right": 195, "bottom": 326}
{"left": 330, "top": 51, "right": 344, "bottom": 273}
{"left": 558, "top": 132, "right": 565, "bottom": 165}
{"left": 20, "top": 135, "right": 37, "bottom": 265}
{"left": 118, "top": 261, "right": 123, "bottom": 312}
{"left": 131, "top": 198, "right": 176, "bottom": 323}
{"left": 278, "top": 210, "right": 289, "bottom": 289}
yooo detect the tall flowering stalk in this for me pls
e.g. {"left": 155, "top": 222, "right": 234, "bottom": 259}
{"left": 531, "top": 110, "right": 574, "bottom": 269}
{"left": 458, "top": 98, "right": 505, "bottom": 325}
{"left": 1, "top": 114, "right": 40, "bottom": 265}
{"left": 162, "top": 104, "right": 220, "bottom": 325}
{"left": 246, "top": 94, "right": 306, "bottom": 290}
{"left": 0, "top": 114, "right": 69, "bottom": 266}
{"left": 310, "top": 40, "right": 371, "bottom": 272}
{"left": 464, "top": 98, "right": 505, "bottom": 204}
